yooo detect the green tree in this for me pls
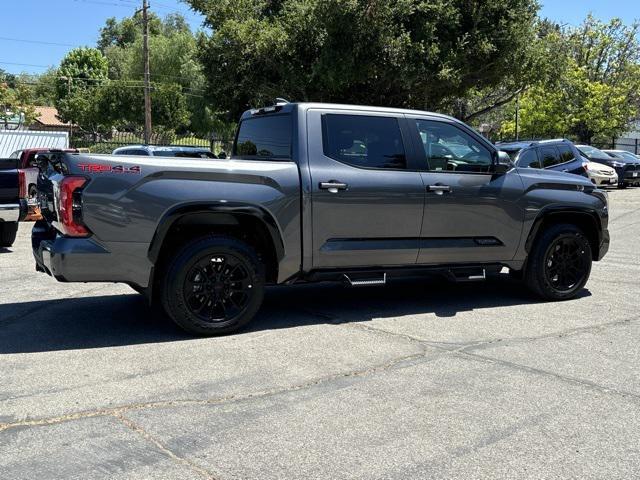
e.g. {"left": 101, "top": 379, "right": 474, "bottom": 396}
{"left": 96, "top": 81, "right": 190, "bottom": 134}
{"left": 57, "top": 47, "right": 109, "bottom": 98}
{"left": 97, "top": 12, "right": 163, "bottom": 51}
{"left": 0, "top": 81, "right": 37, "bottom": 126}
{"left": 100, "top": 13, "right": 210, "bottom": 136}
{"left": 55, "top": 48, "right": 109, "bottom": 130}
{"left": 187, "top": 0, "right": 542, "bottom": 119}
{"left": 499, "top": 16, "right": 640, "bottom": 143}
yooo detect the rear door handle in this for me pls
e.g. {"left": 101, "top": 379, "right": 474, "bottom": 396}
{"left": 427, "top": 184, "right": 452, "bottom": 195}
{"left": 319, "top": 181, "right": 348, "bottom": 193}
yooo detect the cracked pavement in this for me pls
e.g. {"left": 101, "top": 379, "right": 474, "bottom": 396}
{"left": 1, "top": 188, "right": 639, "bottom": 479}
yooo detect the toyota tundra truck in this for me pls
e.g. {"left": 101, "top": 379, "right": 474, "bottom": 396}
{"left": 32, "top": 102, "right": 610, "bottom": 335}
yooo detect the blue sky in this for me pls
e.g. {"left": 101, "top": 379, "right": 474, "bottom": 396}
{"left": 0, "top": 0, "right": 638, "bottom": 76}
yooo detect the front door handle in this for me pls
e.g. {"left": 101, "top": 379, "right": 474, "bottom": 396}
{"left": 319, "top": 181, "right": 348, "bottom": 193}
{"left": 427, "top": 184, "right": 452, "bottom": 195}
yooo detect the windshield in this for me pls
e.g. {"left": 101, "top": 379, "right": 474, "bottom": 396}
{"left": 611, "top": 151, "right": 639, "bottom": 163}
{"left": 578, "top": 145, "right": 609, "bottom": 158}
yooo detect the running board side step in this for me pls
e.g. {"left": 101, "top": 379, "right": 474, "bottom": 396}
{"left": 343, "top": 273, "right": 387, "bottom": 287}
{"left": 447, "top": 267, "right": 486, "bottom": 282}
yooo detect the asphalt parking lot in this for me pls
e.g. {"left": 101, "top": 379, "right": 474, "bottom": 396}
{"left": 1, "top": 188, "right": 639, "bottom": 480}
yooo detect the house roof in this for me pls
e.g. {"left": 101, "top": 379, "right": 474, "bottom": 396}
{"left": 33, "top": 106, "right": 71, "bottom": 127}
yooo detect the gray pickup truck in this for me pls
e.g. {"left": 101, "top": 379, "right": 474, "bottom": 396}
{"left": 32, "top": 102, "right": 610, "bottom": 335}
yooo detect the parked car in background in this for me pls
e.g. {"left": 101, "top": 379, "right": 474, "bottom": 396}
{"left": 33, "top": 103, "right": 609, "bottom": 336}
{"left": 496, "top": 139, "right": 589, "bottom": 178}
{"left": 603, "top": 149, "right": 640, "bottom": 162}
{"left": 603, "top": 150, "right": 640, "bottom": 186}
{"left": 576, "top": 145, "right": 640, "bottom": 188}
{"left": 9, "top": 148, "right": 79, "bottom": 204}
{"left": 583, "top": 161, "right": 619, "bottom": 187}
{"left": 0, "top": 158, "right": 28, "bottom": 247}
{"left": 112, "top": 145, "right": 217, "bottom": 158}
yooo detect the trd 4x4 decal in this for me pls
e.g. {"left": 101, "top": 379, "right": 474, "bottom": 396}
{"left": 78, "top": 164, "right": 141, "bottom": 174}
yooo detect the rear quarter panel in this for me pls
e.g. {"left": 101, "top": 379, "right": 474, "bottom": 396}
{"left": 64, "top": 154, "right": 302, "bottom": 282}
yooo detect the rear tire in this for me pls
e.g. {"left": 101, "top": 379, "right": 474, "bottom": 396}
{"left": 160, "top": 235, "right": 265, "bottom": 336}
{"left": 0, "top": 222, "right": 18, "bottom": 247}
{"left": 525, "top": 223, "right": 592, "bottom": 300}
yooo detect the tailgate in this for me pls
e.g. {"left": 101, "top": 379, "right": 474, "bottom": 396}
{"left": 0, "top": 158, "right": 19, "bottom": 203}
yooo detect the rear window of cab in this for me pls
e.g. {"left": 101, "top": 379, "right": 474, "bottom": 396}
{"left": 234, "top": 114, "right": 292, "bottom": 160}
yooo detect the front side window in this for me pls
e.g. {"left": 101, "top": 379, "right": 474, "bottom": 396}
{"left": 517, "top": 149, "right": 541, "bottom": 168}
{"left": 234, "top": 114, "right": 292, "bottom": 160}
{"left": 539, "top": 147, "right": 561, "bottom": 168}
{"left": 322, "top": 114, "right": 406, "bottom": 169}
{"left": 557, "top": 145, "right": 575, "bottom": 163}
{"left": 415, "top": 120, "right": 493, "bottom": 172}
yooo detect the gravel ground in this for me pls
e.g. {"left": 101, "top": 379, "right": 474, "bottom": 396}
{"left": 1, "top": 187, "right": 639, "bottom": 479}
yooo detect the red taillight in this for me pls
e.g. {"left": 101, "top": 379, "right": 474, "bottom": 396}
{"left": 18, "top": 170, "right": 26, "bottom": 198}
{"left": 54, "top": 176, "right": 90, "bottom": 237}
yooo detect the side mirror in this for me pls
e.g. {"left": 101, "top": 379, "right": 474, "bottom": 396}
{"left": 218, "top": 151, "right": 227, "bottom": 159}
{"left": 493, "top": 151, "right": 514, "bottom": 175}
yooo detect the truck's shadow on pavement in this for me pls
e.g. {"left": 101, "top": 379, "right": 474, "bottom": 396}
{"left": 0, "top": 275, "right": 591, "bottom": 354}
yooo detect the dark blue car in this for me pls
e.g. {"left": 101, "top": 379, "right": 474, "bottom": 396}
{"left": 496, "top": 139, "right": 588, "bottom": 178}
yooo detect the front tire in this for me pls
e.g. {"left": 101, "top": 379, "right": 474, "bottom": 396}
{"left": 525, "top": 224, "right": 592, "bottom": 300}
{"left": 0, "top": 222, "right": 18, "bottom": 247}
{"left": 160, "top": 236, "right": 265, "bottom": 336}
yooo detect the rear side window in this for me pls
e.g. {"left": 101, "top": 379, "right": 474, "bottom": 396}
{"left": 538, "top": 147, "right": 561, "bottom": 168}
{"left": 557, "top": 145, "right": 576, "bottom": 163}
{"left": 234, "top": 115, "right": 292, "bottom": 159}
{"left": 518, "top": 149, "right": 541, "bottom": 168}
{"left": 322, "top": 114, "right": 406, "bottom": 169}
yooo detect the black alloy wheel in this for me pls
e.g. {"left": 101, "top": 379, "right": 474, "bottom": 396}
{"left": 525, "top": 223, "right": 592, "bottom": 300}
{"left": 161, "top": 236, "right": 265, "bottom": 336}
{"left": 183, "top": 253, "right": 253, "bottom": 323}
{"left": 543, "top": 236, "right": 591, "bottom": 293}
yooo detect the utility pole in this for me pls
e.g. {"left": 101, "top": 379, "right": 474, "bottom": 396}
{"left": 515, "top": 94, "right": 520, "bottom": 141}
{"left": 142, "top": 0, "right": 152, "bottom": 145}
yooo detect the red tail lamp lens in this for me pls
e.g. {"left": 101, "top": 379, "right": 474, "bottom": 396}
{"left": 55, "top": 176, "right": 90, "bottom": 237}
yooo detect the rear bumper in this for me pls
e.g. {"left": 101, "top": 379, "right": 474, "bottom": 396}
{"left": 32, "top": 223, "right": 109, "bottom": 281}
{"left": 32, "top": 221, "right": 152, "bottom": 287}
{"left": 0, "top": 200, "right": 28, "bottom": 222}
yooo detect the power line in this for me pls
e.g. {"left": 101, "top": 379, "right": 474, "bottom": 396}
{"left": 0, "top": 61, "right": 52, "bottom": 70}
{"left": 0, "top": 36, "right": 79, "bottom": 48}
{"left": 1, "top": 62, "right": 206, "bottom": 92}
{"left": 70, "top": 0, "right": 135, "bottom": 7}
